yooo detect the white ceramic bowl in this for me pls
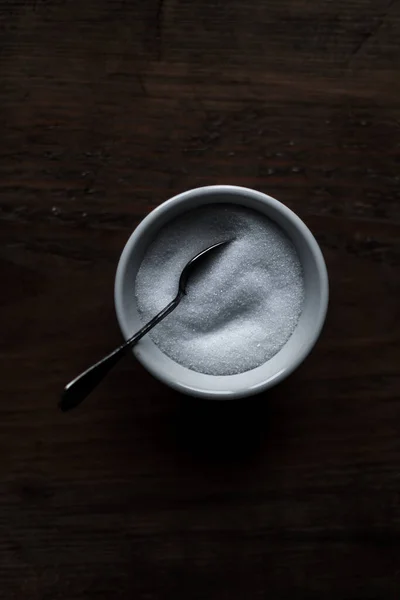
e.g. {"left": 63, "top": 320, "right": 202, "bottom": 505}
{"left": 115, "top": 185, "right": 328, "bottom": 399}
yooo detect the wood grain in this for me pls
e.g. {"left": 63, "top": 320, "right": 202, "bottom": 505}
{"left": 1, "top": 0, "right": 400, "bottom": 598}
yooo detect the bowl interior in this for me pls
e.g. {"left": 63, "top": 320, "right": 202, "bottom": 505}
{"left": 115, "top": 186, "right": 328, "bottom": 399}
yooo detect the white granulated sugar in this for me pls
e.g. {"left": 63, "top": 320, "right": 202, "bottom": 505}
{"left": 135, "top": 204, "right": 304, "bottom": 376}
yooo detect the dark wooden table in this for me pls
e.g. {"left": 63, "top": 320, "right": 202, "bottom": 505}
{"left": 1, "top": 1, "right": 400, "bottom": 598}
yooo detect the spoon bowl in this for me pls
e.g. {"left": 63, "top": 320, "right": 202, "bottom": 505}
{"left": 115, "top": 185, "right": 328, "bottom": 399}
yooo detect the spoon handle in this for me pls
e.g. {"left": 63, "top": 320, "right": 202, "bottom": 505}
{"left": 59, "top": 296, "right": 181, "bottom": 411}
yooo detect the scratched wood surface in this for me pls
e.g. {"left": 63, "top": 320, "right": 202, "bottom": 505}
{"left": 1, "top": 0, "right": 400, "bottom": 598}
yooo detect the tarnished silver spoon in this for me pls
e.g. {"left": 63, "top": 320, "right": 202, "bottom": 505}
{"left": 60, "top": 240, "right": 229, "bottom": 411}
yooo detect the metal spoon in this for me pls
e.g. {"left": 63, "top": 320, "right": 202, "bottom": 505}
{"left": 60, "top": 240, "right": 229, "bottom": 411}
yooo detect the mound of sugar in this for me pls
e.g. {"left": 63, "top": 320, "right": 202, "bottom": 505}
{"left": 134, "top": 204, "right": 304, "bottom": 376}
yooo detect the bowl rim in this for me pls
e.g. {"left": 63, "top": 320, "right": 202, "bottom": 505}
{"left": 114, "top": 185, "right": 329, "bottom": 398}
